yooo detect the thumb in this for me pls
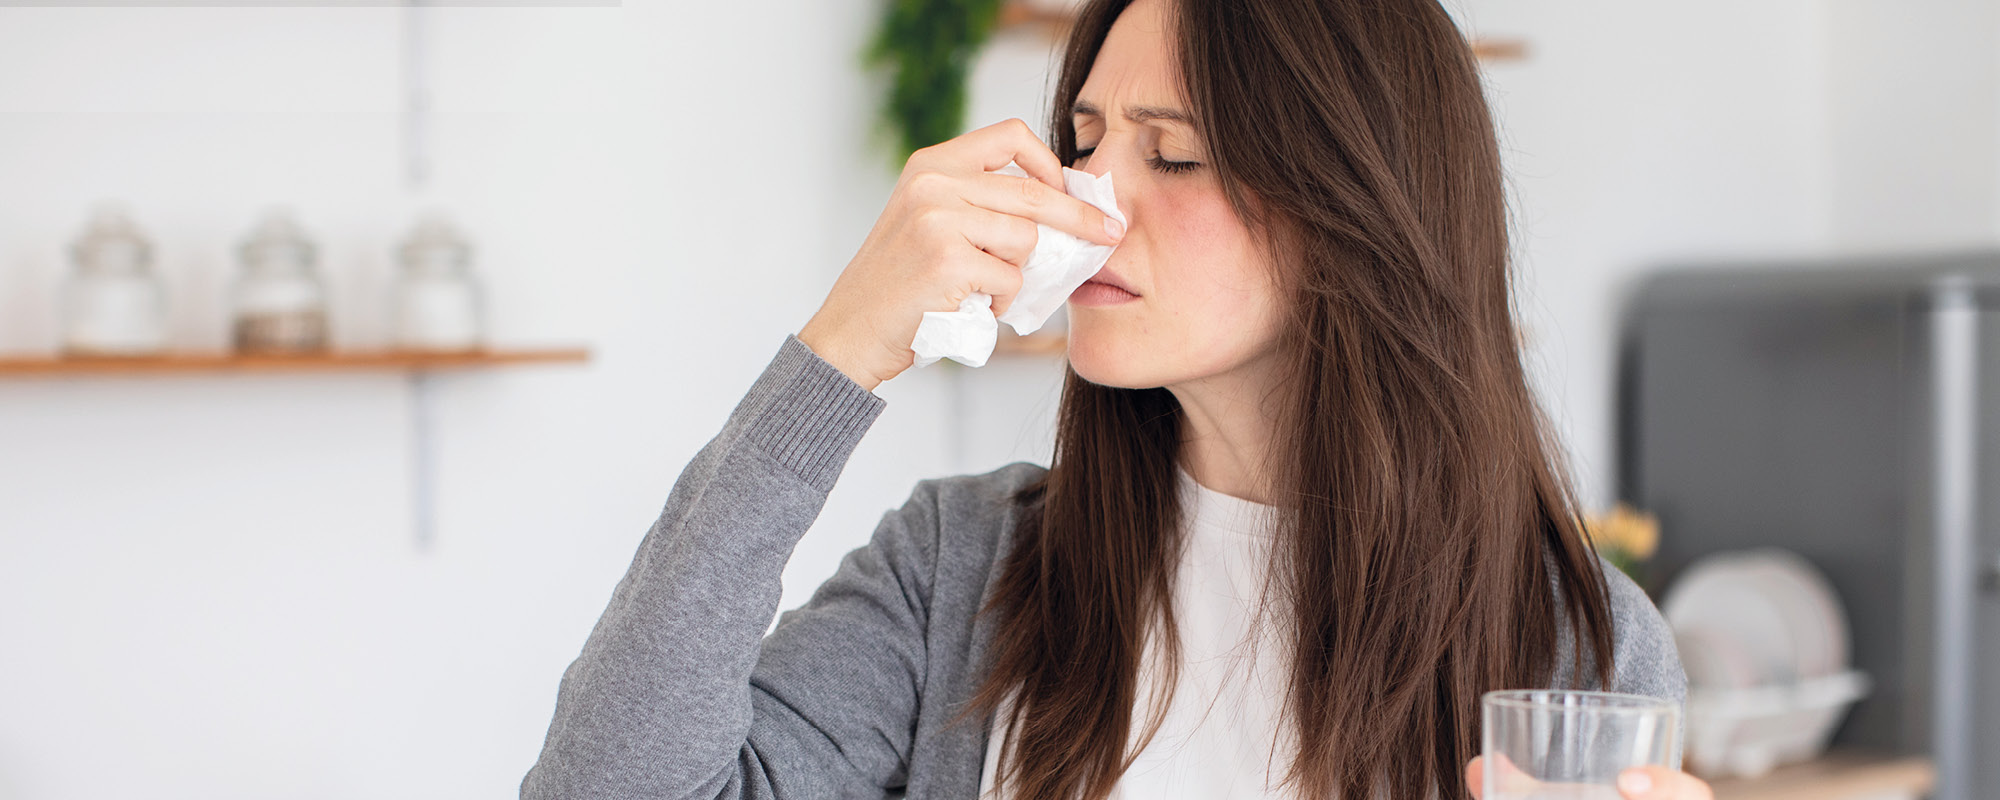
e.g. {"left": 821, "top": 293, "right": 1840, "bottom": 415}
{"left": 1466, "top": 754, "right": 1539, "bottom": 798}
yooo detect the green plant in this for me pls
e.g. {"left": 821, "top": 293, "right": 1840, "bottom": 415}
{"left": 864, "top": 0, "right": 1009, "bottom": 167}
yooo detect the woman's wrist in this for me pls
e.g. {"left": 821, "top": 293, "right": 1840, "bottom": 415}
{"left": 796, "top": 319, "right": 885, "bottom": 393}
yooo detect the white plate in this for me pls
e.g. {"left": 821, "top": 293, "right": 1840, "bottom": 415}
{"left": 1662, "top": 549, "right": 1851, "bottom": 688}
{"left": 1734, "top": 549, "right": 1847, "bottom": 679}
{"left": 1674, "top": 626, "right": 1763, "bottom": 690}
{"left": 1662, "top": 556, "right": 1801, "bottom": 687}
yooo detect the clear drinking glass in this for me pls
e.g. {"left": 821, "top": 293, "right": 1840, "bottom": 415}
{"left": 1481, "top": 690, "right": 1681, "bottom": 800}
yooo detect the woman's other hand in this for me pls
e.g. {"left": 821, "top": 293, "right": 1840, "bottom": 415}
{"left": 1465, "top": 756, "right": 1715, "bottom": 800}
{"left": 797, "top": 118, "right": 1125, "bottom": 391}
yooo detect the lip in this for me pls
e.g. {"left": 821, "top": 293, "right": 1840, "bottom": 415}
{"left": 1070, "top": 269, "right": 1140, "bottom": 306}
{"left": 1082, "top": 268, "right": 1139, "bottom": 296}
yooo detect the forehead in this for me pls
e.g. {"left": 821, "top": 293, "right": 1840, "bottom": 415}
{"left": 1074, "top": 0, "right": 1183, "bottom": 115}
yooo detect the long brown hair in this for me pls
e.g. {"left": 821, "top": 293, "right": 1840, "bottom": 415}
{"left": 959, "top": 1, "right": 1617, "bottom": 798}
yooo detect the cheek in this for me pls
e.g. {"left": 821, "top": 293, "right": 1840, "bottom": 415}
{"left": 1069, "top": 181, "right": 1281, "bottom": 388}
{"left": 1150, "top": 180, "right": 1239, "bottom": 247}
{"left": 1150, "top": 182, "right": 1275, "bottom": 326}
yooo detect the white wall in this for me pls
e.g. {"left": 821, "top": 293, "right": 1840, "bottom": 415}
{"left": 1452, "top": 0, "right": 2000, "bottom": 506}
{"left": 0, "top": 3, "right": 968, "bottom": 797}
{"left": 1822, "top": 0, "right": 1999, "bottom": 251}
{"left": 0, "top": 2, "right": 1990, "bottom": 798}
{"left": 1453, "top": 0, "right": 1840, "bottom": 507}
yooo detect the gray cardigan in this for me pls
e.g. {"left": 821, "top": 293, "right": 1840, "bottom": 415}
{"left": 520, "top": 334, "right": 1687, "bottom": 799}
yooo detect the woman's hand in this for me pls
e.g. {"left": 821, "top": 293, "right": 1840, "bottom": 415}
{"left": 797, "top": 118, "right": 1125, "bottom": 392}
{"left": 1465, "top": 756, "right": 1715, "bottom": 800}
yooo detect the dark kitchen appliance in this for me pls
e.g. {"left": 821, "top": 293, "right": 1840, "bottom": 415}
{"left": 1617, "top": 252, "right": 2000, "bottom": 800}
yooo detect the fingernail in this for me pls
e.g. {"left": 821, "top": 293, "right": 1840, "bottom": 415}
{"left": 1617, "top": 769, "right": 1652, "bottom": 796}
{"left": 1104, "top": 217, "right": 1125, "bottom": 241}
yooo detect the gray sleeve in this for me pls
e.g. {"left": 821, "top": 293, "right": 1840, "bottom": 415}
{"left": 1545, "top": 560, "right": 1689, "bottom": 768}
{"left": 1600, "top": 563, "right": 1688, "bottom": 706}
{"left": 1601, "top": 562, "right": 1689, "bottom": 768}
{"left": 1548, "top": 558, "right": 1688, "bottom": 704}
{"left": 1546, "top": 560, "right": 1689, "bottom": 766}
{"left": 521, "top": 334, "right": 932, "bottom": 800}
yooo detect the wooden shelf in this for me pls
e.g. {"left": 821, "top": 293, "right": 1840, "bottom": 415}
{"left": 0, "top": 348, "right": 590, "bottom": 378}
{"left": 1708, "top": 751, "right": 1935, "bottom": 800}
{"left": 0, "top": 345, "right": 589, "bottom": 549}
{"left": 1470, "top": 37, "right": 1529, "bottom": 63}
{"left": 997, "top": 1, "right": 1072, "bottom": 35}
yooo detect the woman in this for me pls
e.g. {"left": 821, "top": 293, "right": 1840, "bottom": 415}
{"left": 522, "top": 0, "right": 1710, "bottom": 797}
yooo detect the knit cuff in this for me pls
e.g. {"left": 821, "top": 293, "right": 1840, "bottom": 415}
{"left": 740, "top": 334, "right": 887, "bottom": 492}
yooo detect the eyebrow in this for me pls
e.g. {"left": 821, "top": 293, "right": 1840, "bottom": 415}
{"left": 1071, "top": 99, "right": 1194, "bottom": 126}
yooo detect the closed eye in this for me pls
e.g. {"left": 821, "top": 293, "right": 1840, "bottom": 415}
{"left": 1073, "top": 146, "right": 1201, "bottom": 175}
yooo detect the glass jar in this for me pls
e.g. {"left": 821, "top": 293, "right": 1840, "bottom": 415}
{"left": 232, "top": 209, "right": 328, "bottom": 354}
{"left": 393, "top": 213, "right": 484, "bottom": 353}
{"left": 63, "top": 205, "right": 168, "bottom": 357}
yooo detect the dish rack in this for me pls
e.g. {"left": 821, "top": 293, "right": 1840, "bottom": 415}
{"left": 1683, "top": 670, "right": 1871, "bottom": 778}
{"left": 1662, "top": 548, "right": 1871, "bottom": 779}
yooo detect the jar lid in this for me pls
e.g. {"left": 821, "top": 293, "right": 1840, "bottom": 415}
{"left": 71, "top": 204, "right": 152, "bottom": 273}
{"left": 239, "top": 208, "right": 318, "bottom": 271}
{"left": 399, "top": 212, "right": 472, "bottom": 271}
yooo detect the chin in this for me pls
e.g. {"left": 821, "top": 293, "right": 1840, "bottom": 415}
{"left": 1065, "top": 320, "right": 1162, "bottom": 389}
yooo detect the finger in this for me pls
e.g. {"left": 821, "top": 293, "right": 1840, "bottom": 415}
{"left": 1618, "top": 766, "right": 1714, "bottom": 800}
{"left": 1481, "top": 753, "right": 1541, "bottom": 795}
{"left": 943, "top": 118, "right": 1067, "bottom": 192}
{"left": 957, "top": 248, "right": 1025, "bottom": 319}
{"left": 954, "top": 206, "right": 1040, "bottom": 268}
{"left": 1464, "top": 757, "right": 1484, "bottom": 798}
{"left": 960, "top": 170, "right": 1123, "bottom": 246}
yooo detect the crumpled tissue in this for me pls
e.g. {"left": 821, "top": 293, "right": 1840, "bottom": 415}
{"left": 909, "top": 162, "right": 1125, "bottom": 368}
